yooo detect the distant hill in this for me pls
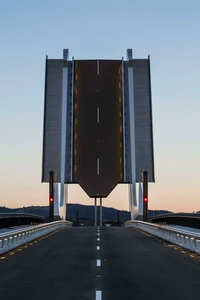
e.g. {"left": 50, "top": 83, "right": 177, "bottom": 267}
{"left": 0, "top": 204, "right": 171, "bottom": 222}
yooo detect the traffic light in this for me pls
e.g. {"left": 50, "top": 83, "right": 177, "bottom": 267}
{"left": 49, "top": 171, "right": 54, "bottom": 222}
{"left": 143, "top": 171, "right": 148, "bottom": 222}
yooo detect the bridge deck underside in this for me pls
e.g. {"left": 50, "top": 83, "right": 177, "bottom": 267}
{"left": 0, "top": 227, "right": 200, "bottom": 299}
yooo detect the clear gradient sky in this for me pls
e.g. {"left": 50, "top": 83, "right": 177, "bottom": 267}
{"left": 0, "top": 0, "right": 200, "bottom": 212}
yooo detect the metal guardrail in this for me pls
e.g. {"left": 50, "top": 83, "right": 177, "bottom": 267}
{"left": 0, "top": 220, "right": 72, "bottom": 255}
{"left": 124, "top": 220, "right": 200, "bottom": 254}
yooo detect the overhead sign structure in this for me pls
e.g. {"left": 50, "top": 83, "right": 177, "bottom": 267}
{"left": 41, "top": 49, "right": 155, "bottom": 220}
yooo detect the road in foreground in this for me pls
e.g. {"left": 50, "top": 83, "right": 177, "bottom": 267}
{"left": 0, "top": 226, "right": 200, "bottom": 299}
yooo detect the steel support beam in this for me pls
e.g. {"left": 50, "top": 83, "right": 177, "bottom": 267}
{"left": 128, "top": 64, "right": 137, "bottom": 219}
{"left": 60, "top": 49, "right": 69, "bottom": 220}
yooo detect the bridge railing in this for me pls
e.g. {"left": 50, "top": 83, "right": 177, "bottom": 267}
{"left": 0, "top": 220, "right": 72, "bottom": 255}
{"left": 124, "top": 220, "right": 200, "bottom": 254}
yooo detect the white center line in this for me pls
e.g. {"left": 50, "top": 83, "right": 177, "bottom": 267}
{"left": 97, "top": 246, "right": 100, "bottom": 250}
{"left": 97, "top": 259, "right": 101, "bottom": 267}
{"left": 97, "top": 158, "right": 99, "bottom": 175}
{"left": 97, "top": 60, "right": 100, "bottom": 75}
{"left": 97, "top": 107, "right": 99, "bottom": 123}
{"left": 96, "top": 290, "right": 102, "bottom": 300}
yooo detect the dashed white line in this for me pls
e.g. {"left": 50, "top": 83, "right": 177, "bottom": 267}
{"left": 96, "top": 290, "right": 102, "bottom": 300}
{"left": 97, "top": 259, "right": 101, "bottom": 267}
{"left": 97, "top": 107, "right": 99, "bottom": 123}
{"left": 97, "top": 233, "right": 100, "bottom": 236}
{"left": 97, "top": 238, "right": 100, "bottom": 241}
{"left": 97, "top": 246, "right": 100, "bottom": 250}
{"left": 97, "top": 60, "right": 100, "bottom": 74}
{"left": 97, "top": 158, "right": 99, "bottom": 175}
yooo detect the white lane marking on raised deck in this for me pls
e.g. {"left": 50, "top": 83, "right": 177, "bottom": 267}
{"left": 97, "top": 107, "right": 99, "bottom": 123}
{"left": 97, "top": 259, "right": 101, "bottom": 267}
{"left": 97, "top": 158, "right": 99, "bottom": 175}
{"left": 97, "top": 246, "right": 100, "bottom": 250}
{"left": 97, "top": 60, "right": 99, "bottom": 74}
{"left": 96, "top": 290, "right": 102, "bottom": 300}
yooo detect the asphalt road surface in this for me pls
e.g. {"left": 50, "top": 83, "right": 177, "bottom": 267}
{"left": 73, "top": 60, "right": 123, "bottom": 197}
{"left": 1, "top": 227, "right": 200, "bottom": 300}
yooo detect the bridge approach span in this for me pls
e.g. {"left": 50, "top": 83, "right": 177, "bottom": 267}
{"left": 0, "top": 227, "right": 200, "bottom": 299}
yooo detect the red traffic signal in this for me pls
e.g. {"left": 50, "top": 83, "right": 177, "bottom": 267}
{"left": 50, "top": 197, "right": 54, "bottom": 202}
{"left": 144, "top": 197, "right": 148, "bottom": 202}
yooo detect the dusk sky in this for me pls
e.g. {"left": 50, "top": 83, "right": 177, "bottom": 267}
{"left": 0, "top": 0, "right": 200, "bottom": 213}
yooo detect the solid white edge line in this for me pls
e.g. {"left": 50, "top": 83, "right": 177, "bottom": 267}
{"left": 96, "top": 290, "right": 102, "bottom": 300}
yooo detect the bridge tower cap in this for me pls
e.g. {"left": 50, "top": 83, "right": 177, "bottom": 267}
{"left": 127, "top": 49, "right": 133, "bottom": 60}
{"left": 63, "top": 49, "right": 69, "bottom": 60}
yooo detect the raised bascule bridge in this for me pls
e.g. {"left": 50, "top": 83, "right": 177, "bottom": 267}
{"left": 42, "top": 49, "right": 155, "bottom": 222}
